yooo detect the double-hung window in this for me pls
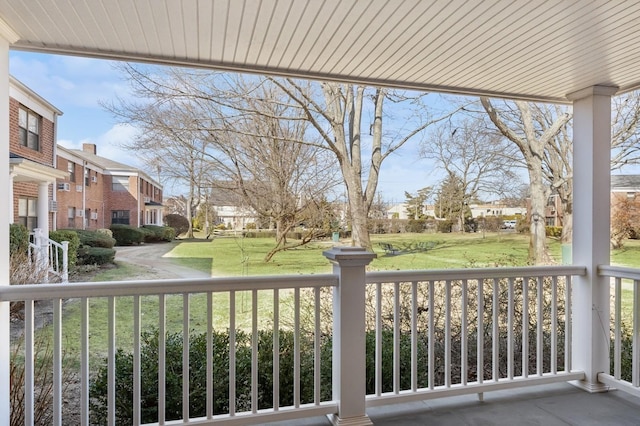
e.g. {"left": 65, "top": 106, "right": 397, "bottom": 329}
{"left": 18, "top": 106, "right": 40, "bottom": 150}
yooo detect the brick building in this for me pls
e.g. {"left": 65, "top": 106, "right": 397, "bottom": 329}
{"left": 56, "top": 144, "right": 163, "bottom": 230}
{"left": 9, "top": 76, "right": 67, "bottom": 235}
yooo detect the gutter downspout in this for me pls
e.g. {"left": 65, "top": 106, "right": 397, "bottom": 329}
{"left": 82, "top": 161, "right": 87, "bottom": 230}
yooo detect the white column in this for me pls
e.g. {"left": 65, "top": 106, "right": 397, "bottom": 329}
{"left": 8, "top": 172, "right": 15, "bottom": 223}
{"left": 323, "top": 247, "right": 376, "bottom": 426}
{"left": 568, "top": 85, "right": 617, "bottom": 392}
{"left": 37, "top": 182, "right": 50, "bottom": 237}
{"left": 0, "top": 27, "right": 17, "bottom": 424}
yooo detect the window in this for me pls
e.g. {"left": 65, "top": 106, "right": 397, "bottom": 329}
{"left": 18, "top": 106, "right": 40, "bottom": 150}
{"left": 18, "top": 197, "right": 38, "bottom": 230}
{"left": 68, "top": 207, "right": 76, "bottom": 228}
{"left": 112, "top": 176, "right": 129, "bottom": 192}
{"left": 111, "top": 210, "right": 130, "bottom": 225}
{"left": 68, "top": 161, "right": 76, "bottom": 182}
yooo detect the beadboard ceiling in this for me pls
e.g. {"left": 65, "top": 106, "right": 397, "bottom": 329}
{"left": 2, "top": 0, "right": 640, "bottom": 102}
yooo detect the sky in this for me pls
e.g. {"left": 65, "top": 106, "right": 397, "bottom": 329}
{"left": 8, "top": 50, "right": 450, "bottom": 202}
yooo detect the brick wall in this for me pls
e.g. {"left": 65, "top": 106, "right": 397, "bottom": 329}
{"left": 13, "top": 181, "right": 54, "bottom": 230}
{"left": 10, "top": 98, "right": 55, "bottom": 166}
{"left": 55, "top": 158, "right": 108, "bottom": 230}
{"left": 103, "top": 175, "right": 139, "bottom": 227}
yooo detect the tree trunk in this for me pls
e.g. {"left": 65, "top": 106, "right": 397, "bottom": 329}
{"left": 186, "top": 194, "right": 195, "bottom": 239}
{"left": 349, "top": 194, "right": 372, "bottom": 250}
{"left": 527, "top": 164, "right": 550, "bottom": 264}
{"left": 561, "top": 211, "right": 572, "bottom": 245}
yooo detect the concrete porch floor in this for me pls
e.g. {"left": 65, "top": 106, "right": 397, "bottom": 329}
{"left": 268, "top": 382, "right": 640, "bottom": 425}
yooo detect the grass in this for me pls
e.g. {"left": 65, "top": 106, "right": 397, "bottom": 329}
{"left": 23, "top": 231, "right": 640, "bottom": 365}
{"left": 165, "top": 231, "right": 552, "bottom": 276}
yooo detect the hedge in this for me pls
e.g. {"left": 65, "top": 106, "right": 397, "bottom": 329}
{"left": 77, "top": 246, "right": 116, "bottom": 265}
{"left": 141, "top": 225, "right": 176, "bottom": 242}
{"left": 545, "top": 226, "right": 563, "bottom": 238}
{"left": 72, "top": 229, "right": 116, "bottom": 249}
{"left": 89, "top": 329, "right": 332, "bottom": 424}
{"left": 110, "top": 224, "right": 145, "bottom": 246}
{"left": 10, "top": 223, "right": 29, "bottom": 254}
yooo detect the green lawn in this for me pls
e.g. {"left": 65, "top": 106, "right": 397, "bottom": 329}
{"left": 160, "top": 232, "right": 564, "bottom": 277}
{"left": 36, "top": 232, "right": 640, "bottom": 365}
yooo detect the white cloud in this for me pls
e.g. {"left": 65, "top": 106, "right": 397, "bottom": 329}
{"left": 59, "top": 123, "right": 143, "bottom": 168}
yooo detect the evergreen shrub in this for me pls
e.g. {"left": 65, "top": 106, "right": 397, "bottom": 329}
{"left": 110, "top": 224, "right": 144, "bottom": 246}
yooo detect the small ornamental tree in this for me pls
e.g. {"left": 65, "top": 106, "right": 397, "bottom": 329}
{"left": 611, "top": 195, "right": 640, "bottom": 249}
{"left": 163, "top": 214, "right": 190, "bottom": 237}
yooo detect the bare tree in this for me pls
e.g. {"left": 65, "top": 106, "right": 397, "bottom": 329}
{"left": 509, "top": 92, "right": 640, "bottom": 247}
{"left": 480, "top": 98, "right": 571, "bottom": 264}
{"left": 104, "top": 65, "right": 216, "bottom": 237}
{"left": 107, "top": 66, "right": 338, "bottom": 259}
{"left": 269, "top": 80, "right": 461, "bottom": 250}
{"left": 206, "top": 84, "right": 338, "bottom": 260}
{"left": 421, "top": 117, "right": 522, "bottom": 232}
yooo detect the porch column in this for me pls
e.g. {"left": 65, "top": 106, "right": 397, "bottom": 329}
{"left": 8, "top": 172, "right": 15, "bottom": 223}
{"left": 0, "top": 25, "right": 18, "bottom": 424}
{"left": 323, "top": 247, "right": 376, "bottom": 426}
{"left": 37, "top": 182, "right": 50, "bottom": 236}
{"left": 567, "top": 85, "right": 617, "bottom": 392}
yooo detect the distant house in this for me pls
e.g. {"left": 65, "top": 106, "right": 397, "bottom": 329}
{"left": 611, "top": 175, "right": 640, "bottom": 199}
{"left": 9, "top": 76, "right": 67, "bottom": 237}
{"left": 55, "top": 143, "right": 164, "bottom": 230}
{"left": 468, "top": 202, "right": 527, "bottom": 219}
{"left": 528, "top": 175, "right": 640, "bottom": 228}
{"left": 210, "top": 191, "right": 258, "bottom": 230}
{"left": 386, "top": 204, "right": 409, "bottom": 220}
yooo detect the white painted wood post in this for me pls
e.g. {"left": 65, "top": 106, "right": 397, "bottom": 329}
{"left": 568, "top": 85, "right": 617, "bottom": 392}
{"left": 61, "top": 241, "right": 69, "bottom": 283}
{"left": 0, "top": 29, "right": 17, "bottom": 424}
{"left": 323, "top": 247, "right": 376, "bottom": 426}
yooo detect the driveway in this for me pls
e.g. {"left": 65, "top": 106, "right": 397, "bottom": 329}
{"left": 114, "top": 243, "right": 212, "bottom": 279}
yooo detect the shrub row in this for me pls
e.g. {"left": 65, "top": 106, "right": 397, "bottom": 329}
{"left": 545, "top": 226, "right": 563, "bottom": 238}
{"left": 91, "top": 322, "right": 637, "bottom": 425}
{"left": 110, "top": 224, "right": 176, "bottom": 245}
{"left": 90, "top": 329, "right": 332, "bottom": 424}
{"left": 141, "top": 225, "right": 176, "bottom": 242}
{"left": 9, "top": 223, "right": 29, "bottom": 254}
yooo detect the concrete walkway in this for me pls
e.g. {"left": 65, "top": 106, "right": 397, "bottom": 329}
{"left": 114, "top": 242, "right": 212, "bottom": 279}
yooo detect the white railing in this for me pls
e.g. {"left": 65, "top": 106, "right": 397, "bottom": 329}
{"left": 3, "top": 274, "right": 339, "bottom": 426}
{"left": 598, "top": 265, "right": 640, "bottom": 398}
{"left": 28, "top": 228, "right": 69, "bottom": 283}
{"left": 364, "top": 266, "right": 586, "bottom": 407}
{"left": 1, "top": 247, "right": 600, "bottom": 425}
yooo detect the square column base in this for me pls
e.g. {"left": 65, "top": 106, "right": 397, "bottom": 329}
{"left": 327, "top": 413, "right": 373, "bottom": 426}
{"left": 570, "top": 379, "right": 609, "bottom": 393}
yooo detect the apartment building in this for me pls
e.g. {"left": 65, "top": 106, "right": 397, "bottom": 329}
{"left": 8, "top": 76, "right": 67, "bottom": 235}
{"left": 56, "top": 143, "right": 163, "bottom": 230}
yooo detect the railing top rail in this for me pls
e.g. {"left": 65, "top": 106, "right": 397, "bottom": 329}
{"left": 0, "top": 274, "right": 338, "bottom": 301}
{"left": 599, "top": 264, "right": 640, "bottom": 281}
{"left": 366, "top": 265, "right": 587, "bottom": 283}
{"left": 49, "top": 238, "right": 64, "bottom": 250}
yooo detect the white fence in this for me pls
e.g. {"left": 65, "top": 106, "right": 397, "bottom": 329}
{"left": 6, "top": 247, "right": 640, "bottom": 425}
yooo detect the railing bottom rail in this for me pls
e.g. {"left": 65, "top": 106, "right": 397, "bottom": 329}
{"left": 143, "top": 403, "right": 338, "bottom": 426}
{"left": 366, "top": 371, "right": 586, "bottom": 408}
{"left": 599, "top": 373, "right": 640, "bottom": 398}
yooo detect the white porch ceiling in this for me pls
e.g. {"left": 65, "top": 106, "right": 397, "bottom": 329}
{"left": 1, "top": 0, "right": 640, "bottom": 103}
